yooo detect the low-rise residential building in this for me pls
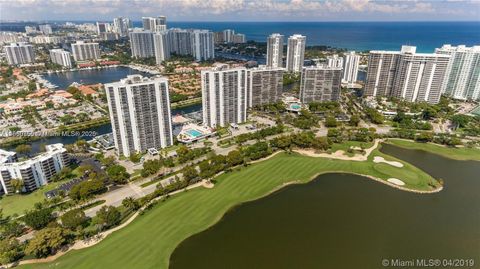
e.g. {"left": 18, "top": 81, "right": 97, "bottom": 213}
{"left": 0, "top": 144, "right": 70, "bottom": 195}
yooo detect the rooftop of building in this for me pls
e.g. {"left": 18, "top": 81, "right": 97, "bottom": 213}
{"left": 106, "top": 75, "right": 168, "bottom": 87}
{"left": 0, "top": 143, "right": 66, "bottom": 167}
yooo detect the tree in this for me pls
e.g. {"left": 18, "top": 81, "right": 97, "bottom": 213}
{"left": 10, "top": 179, "right": 24, "bottom": 193}
{"left": 451, "top": 114, "right": 471, "bottom": 129}
{"left": 96, "top": 206, "right": 121, "bottom": 229}
{"left": 15, "top": 144, "right": 31, "bottom": 155}
{"left": 0, "top": 238, "right": 22, "bottom": 265}
{"left": 182, "top": 166, "right": 198, "bottom": 182}
{"left": 349, "top": 114, "right": 360, "bottom": 127}
{"left": 25, "top": 227, "right": 70, "bottom": 258}
{"left": 129, "top": 152, "right": 142, "bottom": 163}
{"left": 69, "top": 178, "right": 106, "bottom": 201}
{"left": 60, "top": 209, "right": 89, "bottom": 230}
{"left": 106, "top": 164, "right": 130, "bottom": 184}
{"left": 226, "top": 150, "right": 243, "bottom": 167}
{"left": 141, "top": 159, "right": 162, "bottom": 177}
{"left": 325, "top": 116, "right": 338, "bottom": 128}
{"left": 122, "top": 197, "right": 140, "bottom": 211}
{"left": 415, "top": 132, "right": 434, "bottom": 143}
{"left": 24, "top": 208, "right": 54, "bottom": 230}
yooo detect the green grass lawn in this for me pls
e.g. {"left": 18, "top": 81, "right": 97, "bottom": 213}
{"left": 21, "top": 148, "right": 439, "bottom": 269}
{"left": 0, "top": 181, "right": 62, "bottom": 217}
{"left": 386, "top": 138, "right": 480, "bottom": 161}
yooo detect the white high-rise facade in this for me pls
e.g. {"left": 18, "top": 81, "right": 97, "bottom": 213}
{"left": 286, "top": 34, "right": 306, "bottom": 72}
{"left": 190, "top": 30, "right": 215, "bottom": 62}
{"left": 71, "top": 41, "right": 100, "bottom": 61}
{"left": 202, "top": 65, "right": 248, "bottom": 127}
{"left": 49, "top": 49, "right": 72, "bottom": 68}
{"left": 326, "top": 54, "right": 344, "bottom": 68}
{"left": 0, "top": 144, "right": 70, "bottom": 195}
{"left": 105, "top": 75, "right": 173, "bottom": 157}
{"left": 246, "top": 66, "right": 285, "bottom": 107}
{"left": 39, "top": 24, "right": 52, "bottom": 35}
{"left": 266, "top": 33, "right": 284, "bottom": 68}
{"left": 129, "top": 30, "right": 155, "bottom": 58}
{"left": 365, "top": 45, "right": 450, "bottom": 104}
{"left": 153, "top": 32, "right": 170, "bottom": 64}
{"left": 435, "top": 45, "right": 480, "bottom": 101}
{"left": 342, "top": 51, "right": 360, "bottom": 84}
{"left": 142, "top": 16, "right": 167, "bottom": 32}
{"left": 300, "top": 65, "right": 342, "bottom": 103}
{"left": 113, "top": 17, "right": 130, "bottom": 37}
{"left": 4, "top": 42, "right": 35, "bottom": 65}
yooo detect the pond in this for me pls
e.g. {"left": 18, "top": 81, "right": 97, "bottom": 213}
{"left": 169, "top": 144, "right": 480, "bottom": 269}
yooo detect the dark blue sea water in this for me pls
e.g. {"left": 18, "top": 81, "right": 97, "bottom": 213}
{"left": 2, "top": 21, "right": 479, "bottom": 52}
{"left": 165, "top": 21, "right": 480, "bottom": 52}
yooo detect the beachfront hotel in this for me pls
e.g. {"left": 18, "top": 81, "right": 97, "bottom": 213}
{"left": 4, "top": 42, "right": 35, "bottom": 65}
{"left": 286, "top": 34, "right": 306, "bottom": 73}
{"left": 435, "top": 45, "right": 480, "bottom": 101}
{"left": 299, "top": 65, "right": 342, "bottom": 103}
{"left": 71, "top": 41, "right": 100, "bottom": 61}
{"left": 246, "top": 65, "right": 285, "bottom": 107}
{"left": 0, "top": 144, "right": 70, "bottom": 195}
{"left": 365, "top": 45, "right": 450, "bottom": 104}
{"left": 105, "top": 75, "right": 173, "bottom": 157}
{"left": 201, "top": 64, "right": 248, "bottom": 127}
{"left": 266, "top": 33, "right": 284, "bottom": 68}
{"left": 49, "top": 49, "right": 72, "bottom": 68}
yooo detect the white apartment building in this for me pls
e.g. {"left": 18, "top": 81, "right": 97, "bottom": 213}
{"left": 0, "top": 144, "right": 70, "bottom": 195}
{"left": 365, "top": 45, "right": 450, "bottom": 104}
{"left": 4, "top": 42, "right": 35, "bottom": 65}
{"left": 153, "top": 32, "right": 171, "bottom": 64}
{"left": 326, "top": 54, "right": 344, "bottom": 68}
{"left": 435, "top": 44, "right": 480, "bottom": 101}
{"left": 286, "top": 34, "right": 306, "bottom": 72}
{"left": 113, "top": 17, "right": 130, "bottom": 37}
{"left": 105, "top": 75, "right": 173, "bottom": 157}
{"left": 39, "top": 24, "right": 53, "bottom": 35}
{"left": 300, "top": 65, "right": 342, "bottom": 103}
{"left": 71, "top": 41, "right": 100, "bottom": 61}
{"left": 0, "top": 32, "right": 29, "bottom": 44}
{"left": 246, "top": 66, "right": 285, "bottom": 107}
{"left": 30, "top": 35, "right": 63, "bottom": 44}
{"left": 129, "top": 30, "right": 155, "bottom": 58}
{"left": 266, "top": 33, "right": 284, "bottom": 68}
{"left": 342, "top": 51, "right": 360, "bottom": 84}
{"left": 142, "top": 16, "right": 167, "bottom": 32}
{"left": 49, "top": 49, "right": 72, "bottom": 68}
{"left": 190, "top": 30, "right": 215, "bottom": 62}
{"left": 202, "top": 65, "right": 248, "bottom": 127}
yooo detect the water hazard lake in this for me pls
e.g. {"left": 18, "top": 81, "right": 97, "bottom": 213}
{"left": 169, "top": 144, "right": 480, "bottom": 268}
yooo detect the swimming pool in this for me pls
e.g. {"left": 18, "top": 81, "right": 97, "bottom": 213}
{"left": 186, "top": 129, "right": 203, "bottom": 138}
{"left": 290, "top": 104, "right": 301, "bottom": 110}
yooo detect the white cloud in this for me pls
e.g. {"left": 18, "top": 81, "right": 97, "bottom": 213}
{"left": 0, "top": 0, "right": 477, "bottom": 21}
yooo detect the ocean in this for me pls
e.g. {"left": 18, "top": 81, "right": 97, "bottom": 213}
{"left": 166, "top": 21, "right": 480, "bottom": 52}
{"left": 1, "top": 21, "right": 479, "bottom": 52}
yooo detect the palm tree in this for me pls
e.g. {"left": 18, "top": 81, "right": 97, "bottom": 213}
{"left": 10, "top": 179, "right": 24, "bottom": 193}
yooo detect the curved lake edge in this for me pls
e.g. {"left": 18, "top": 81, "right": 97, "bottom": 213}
{"left": 16, "top": 143, "right": 445, "bottom": 268}
{"left": 384, "top": 138, "right": 480, "bottom": 162}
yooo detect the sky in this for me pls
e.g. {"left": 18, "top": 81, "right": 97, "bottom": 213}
{"left": 0, "top": 0, "right": 479, "bottom": 22}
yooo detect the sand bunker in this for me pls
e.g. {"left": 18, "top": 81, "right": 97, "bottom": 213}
{"left": 387, "top": 178, "right": 405, "bottom": 186}
{"left": 373, "top": 156, "right": 404, "bottom": 167}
